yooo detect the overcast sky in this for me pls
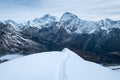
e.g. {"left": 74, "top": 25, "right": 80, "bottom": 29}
{"left": 0, "top": 0, "right": 120, "bottom": 22}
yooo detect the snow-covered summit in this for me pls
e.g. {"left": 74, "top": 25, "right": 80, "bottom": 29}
{"left": 33, "top": 14, "right": 57, "bottom": 23}
{"left": 99, "top": 18, "right": 116, "bottom": 26}
{"left": 97, "top": 18, "right": 120, "bottom": 33}
{"left": 59, "top": 12, "right": 120, "bottom": 34}
{"left": 59, "top": 12, "right": 99, "bottom": 34}
{"left": 4, "top": 20, "right": 22, "bottom": 31}
{"left": 60, "top": 12, "right": 79, "bottom": 22}
{"left": 24, "top": 14, "right": 57, "bottom": 29}
{"left": 0, "top": 48, "right": 119, "bottom": 80}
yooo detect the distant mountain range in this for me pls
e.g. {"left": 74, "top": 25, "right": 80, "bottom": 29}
{"left": 0, "top": 12, "right": 120, "bottom": 65}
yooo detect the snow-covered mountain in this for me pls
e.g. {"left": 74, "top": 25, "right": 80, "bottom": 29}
{"left": 59, "top": 12, "right": 120, "bottom": 34}
{"left": 1, "top": 12, "right": 120, "bottom": 34}
{"left": 21, "top": 12, "right": 120, "bottom": 34}
{"left": 0, "top": 22, "right": 42, "bottom": 57}
{"left": 24, "top": 14, "right": 57, "bottom": 29}
{"left": 0, "top": 48, "right": 119, "bottom": 80}
{"left": 0, "top": 12, "right": 120, "bottom": 65}
{"left": 4, "top": 20, "right": 24, "bottom": 31}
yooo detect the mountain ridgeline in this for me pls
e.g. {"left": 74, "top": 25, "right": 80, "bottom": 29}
{"left": 0, "top": 12, "right": 120, "bottom": 65}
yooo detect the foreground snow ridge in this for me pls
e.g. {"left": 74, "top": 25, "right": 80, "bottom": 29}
{"left": 0, "top": 54, "right": 23, "bottom": 61}
{"left": 0, "top": 48, "right": 119, "bottom": 80}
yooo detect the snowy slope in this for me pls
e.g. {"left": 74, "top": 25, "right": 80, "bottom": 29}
{"left": 24, "top": 14, "right": 57, "bottom": 29}
{"left": 59, "top": 12, "right": 100, "bottom": 34}
{"left": 0, "top": 48, "right": 119, "bottom": 80}
{"left": 4, "top": 20, "right": 23, "bottom": 31}
{"left": 0, "top": 54, "right": 23, "bottom": 61}
{"left": 60, "top": 12, "right": 120, "bottom": 34}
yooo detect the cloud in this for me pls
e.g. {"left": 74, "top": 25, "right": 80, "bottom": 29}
{"left": 0, "top": 0, "right": 120, "bottom": 21}
{"left": 0, "top": 0, "right": 42, "bottom": 9}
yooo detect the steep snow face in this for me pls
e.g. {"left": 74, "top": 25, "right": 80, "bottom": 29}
{"left": 59, "top": 12, "right": 120, "bottom": 34}
{"left": 0, "top": 48, "right": 119, "bottom": 80}
{"left": 24, "top": 14, "right": 57, "bottom": 29}
{"left": 60, "top": 12, "right": 79, "bottom": 22}
{"left": 33, "top": 14, "right": 57, "bottom": 24}
{"left": 59, "top": 12, "right": 81, "bottom": 33}
{"left": 98, "top": 18, "right": 120, "bottom": 33}
{"left": 59, "top": 12, "right": 99, "bottom": 34}
{"left": 75, "top": 20, "right": 99, "bottom": 34}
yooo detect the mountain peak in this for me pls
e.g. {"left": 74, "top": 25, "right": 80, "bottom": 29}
{"left": 100, "top": 18, "right": 113, "bottom": 24}
{"left": 103, "top": 18, "right": 112, "bottom": 22}
{"left": 60, "top": 12, "right": 79, "bottom": 21}
{"left": 44, "top": 14, "right": 56, "bottom": 19}
{"left": 34, "top": 14, "right": 56, "bottom": 21}
{"left": 62, "top": 48, "right": 73, "bottom": 53}
{"left": 33, "top": 14, "right": 57, "bottom": 25}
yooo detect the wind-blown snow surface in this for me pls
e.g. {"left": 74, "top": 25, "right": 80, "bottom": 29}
{"left": 0, "top": 48, "right": 119, "bottom": 80}
{"left": 0, "top": 54, "right": 23, "bottom": 61}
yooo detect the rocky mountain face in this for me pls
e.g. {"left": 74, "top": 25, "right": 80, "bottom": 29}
{"left": 0, "top": 12, "right": 120, "bottom": 65}
{"left": 0, "top": 22, "right": 42, "bottom": 56}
